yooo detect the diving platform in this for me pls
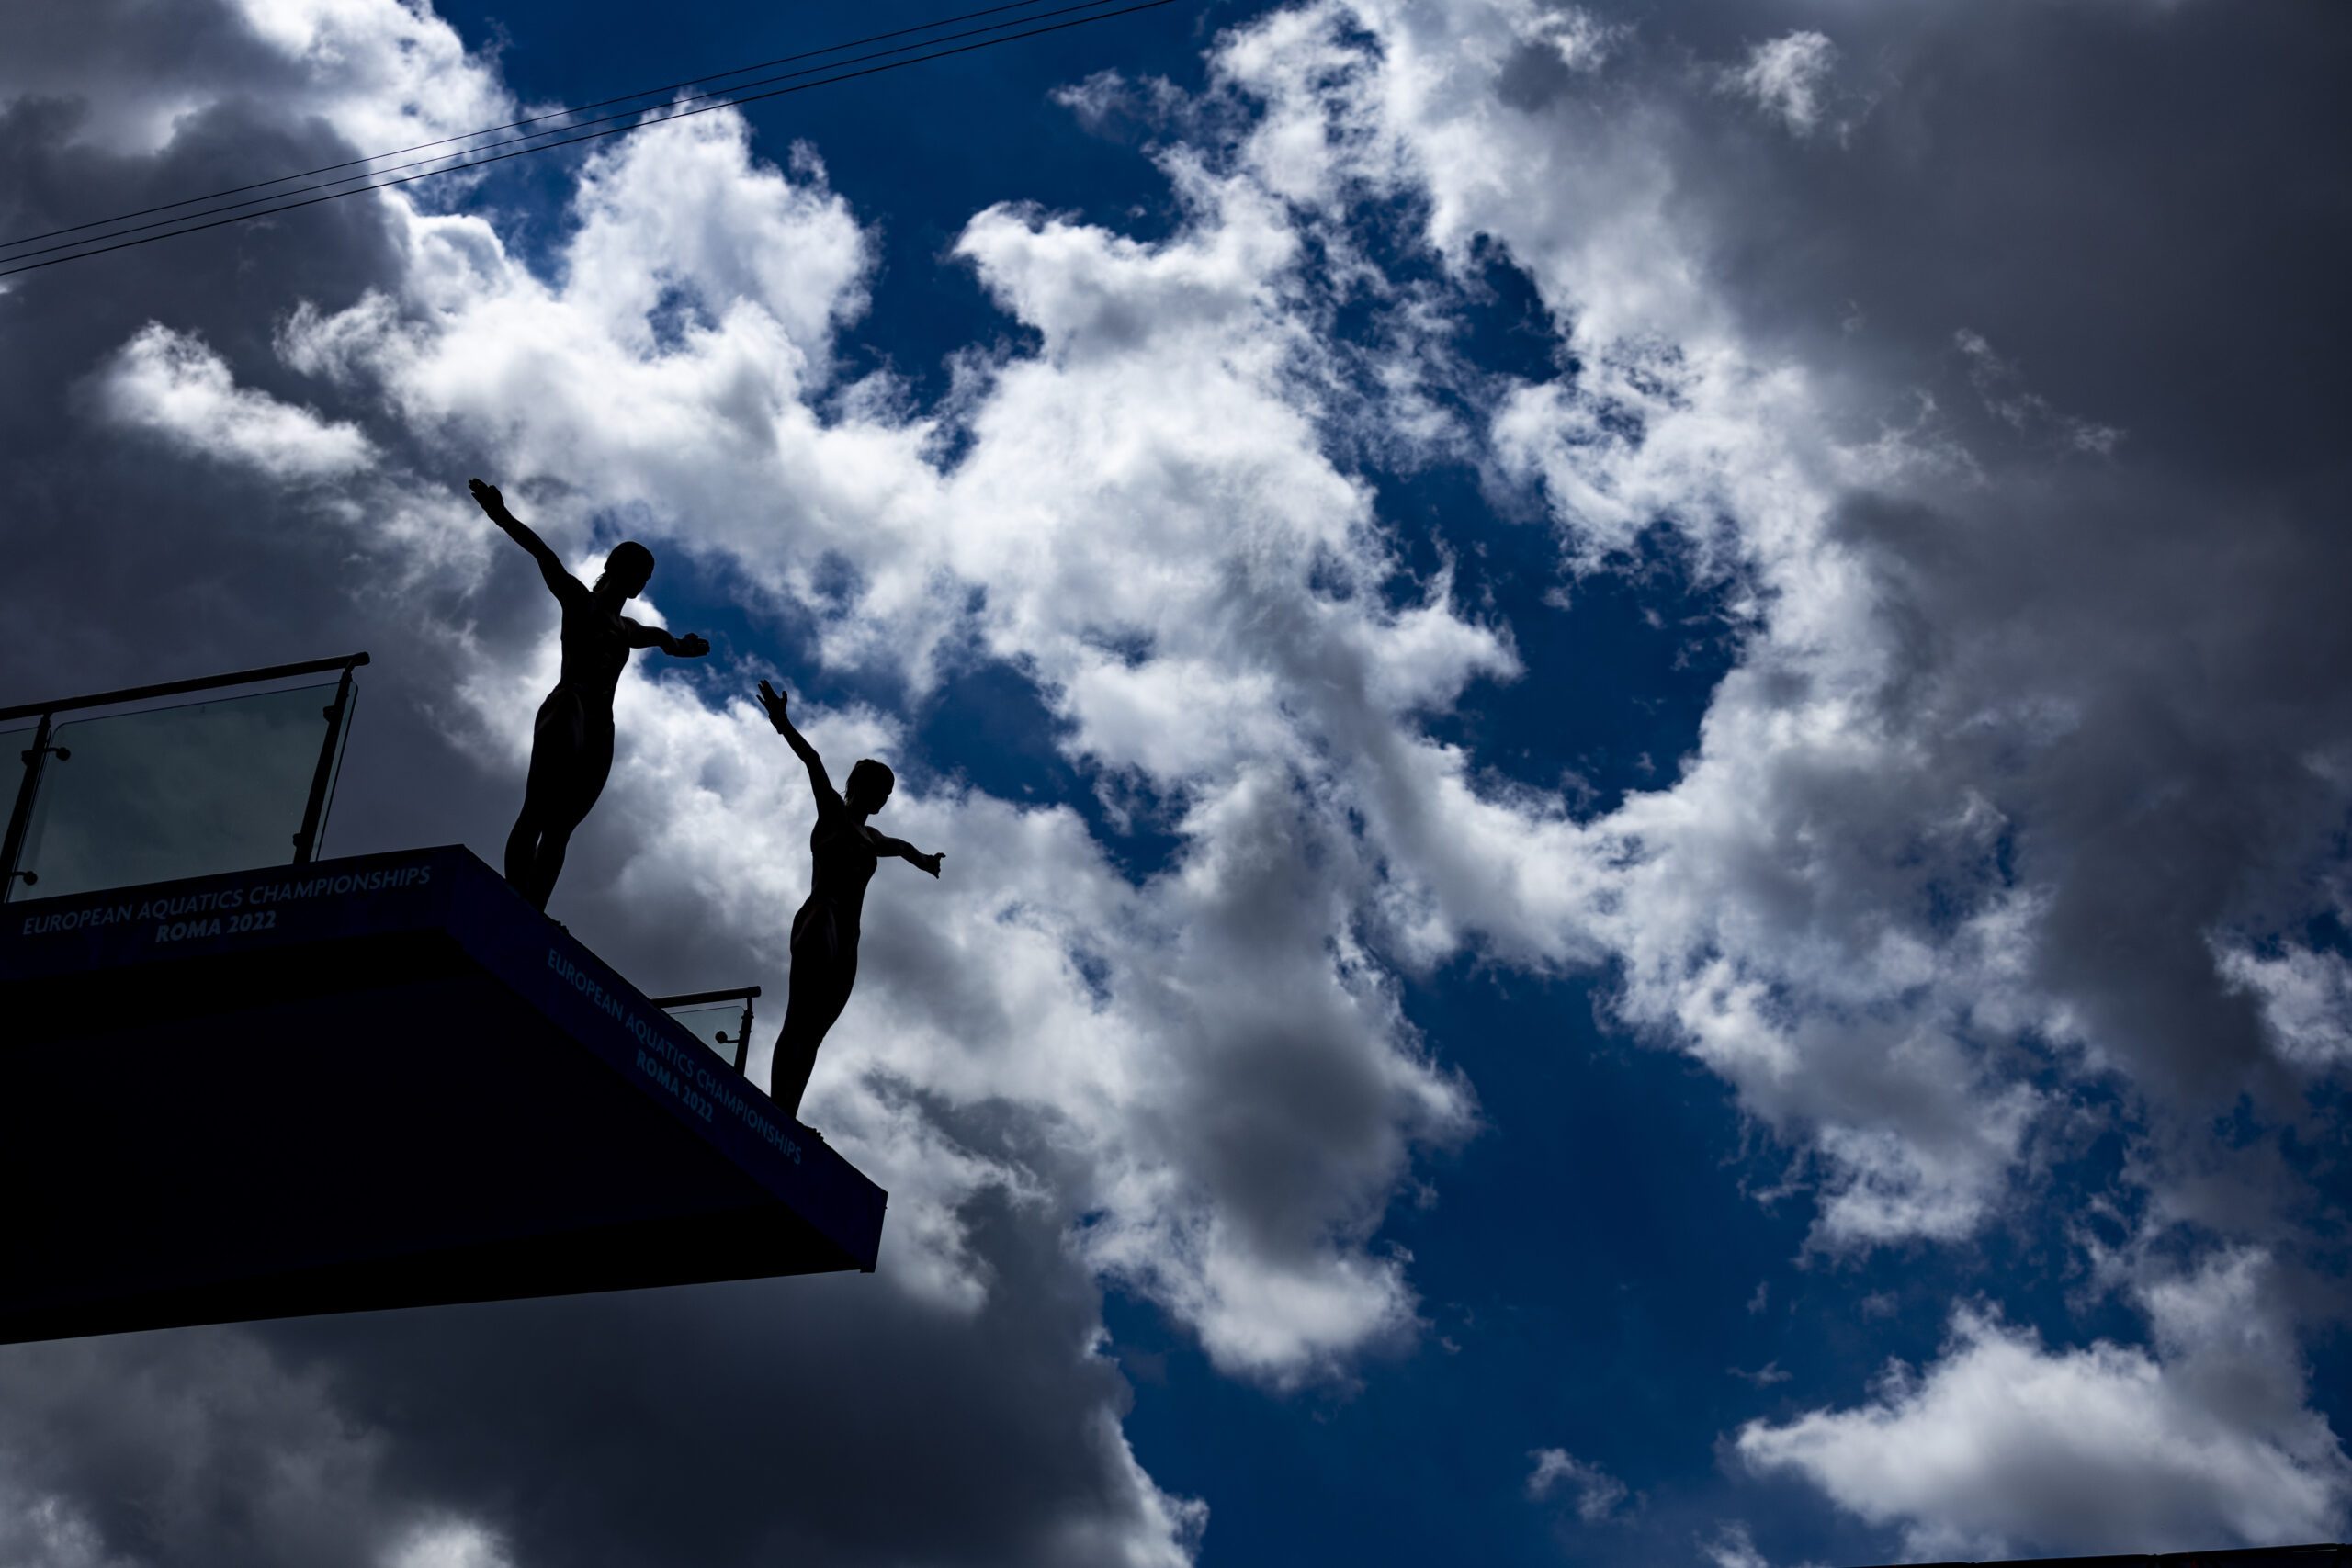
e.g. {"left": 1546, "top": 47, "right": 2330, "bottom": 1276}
{"left": 0, "top": 845, "right": 886, "bottom": 1344}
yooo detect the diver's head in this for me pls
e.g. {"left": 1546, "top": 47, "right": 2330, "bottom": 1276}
{"left": 845, "top": 758, "right": 896, "bottom": 817}
{"left": 595, "top": 540, "right": 656, "bottom": 601}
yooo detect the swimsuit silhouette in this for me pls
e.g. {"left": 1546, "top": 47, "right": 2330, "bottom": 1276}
{"left": 469, "top": 478, "right": 709, "bottom": 911}
{"left": 757, "top": 679, "right": 942, "bottom": 1118}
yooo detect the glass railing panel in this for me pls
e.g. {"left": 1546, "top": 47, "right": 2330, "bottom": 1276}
{"left": 661, "top": 1000, "right": 745, "bottom": 1066}
{"left": 17, "top": 682, "right": 341, "bottom": 900}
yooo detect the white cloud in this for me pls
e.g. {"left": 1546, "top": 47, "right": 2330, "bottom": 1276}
{"left": 1535, "top": 7, "right": 1624, "bottom": 74}
{"left": 224, "top": 0, "right": 514, "bottom": 161}
{"left": 1955, "top": 329, "right": 2126, "bottom": 455}
{"left": 0, "top": 1481, "right": 129, "bottom": 1568}
{"left": 98, "top": 323, "right": 377, "bottom": 479}
{"left": 1703, "top": 1521, "right": 1771, "bottom": 1568}
{"left": 380, "top": 1519, "right": 515, "bottom": 1568}
{"left": 1526, "top": 1449, "right": 1631, "bottom": 1521}
{"left": 0, "top": 0, "right": 510, "bottom": 161}
{"left": 2212, "top": 941, "right": 2352, "bottom": 1072}
{"left": 1738, "top": 1257, "right": 2352, "bottom": 1556}
{"left": 1724, "top": 32, "right": 1840, "bottom": 137}
{"left": 562, "top": 122, "right": 868, "bottom": 366}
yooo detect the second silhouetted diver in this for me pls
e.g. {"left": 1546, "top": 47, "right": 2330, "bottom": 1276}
{"left": 756, "top": 678, "right": 943, "bottom": 1120}
{"left": 469, "top": 478, "right": 709, "bottom": 911}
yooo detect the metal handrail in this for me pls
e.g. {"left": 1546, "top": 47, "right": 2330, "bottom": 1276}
{"left": 650, "top": 987, "right": 763, "bottom": 1076}
{"left": 2, "top": 652, "right": 370, "bottom": 898}
{"left": 0, "top": 651, "right": 369, "bottom": 724}
{"left": 649, "top": 986, "right": 763, "bottom": 1009}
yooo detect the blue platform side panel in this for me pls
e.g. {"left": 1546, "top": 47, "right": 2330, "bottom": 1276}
{"left": 0, "top": 846, "right": 886, "bottom": 1272}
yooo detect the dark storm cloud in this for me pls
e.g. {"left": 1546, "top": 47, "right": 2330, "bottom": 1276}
{"left": 0, "top": 0, "right": 690, "bottom": 885}
{"left": 1668, "top": 0, "right": 2352, "bottom": 489}
{"left": 1833, "top": 467, "right": 2352, "bottom": 1112}
{"left": 1471, "top": 0, "right": 2352, "bottom": 488}
{"left": 0, "top": 5, "right": 503, "bottom": 873}
{"left": 1485, "top": 0, "right": 2352, "bottom": 1130}
{"left": 0, "top": 19, "right": 404, "bottom": 676}
{"left": 0, "top": 0, "right": 282, "bottom": 120}
{"left": 1674, "top": 0, "right": 2352, "bottom": 1126}
{"left": 0, "top": 1194, "right": 1193, "bottom": 1568}
{"left": 273, "top": 1195, "right": 1181, "bottom": 1568}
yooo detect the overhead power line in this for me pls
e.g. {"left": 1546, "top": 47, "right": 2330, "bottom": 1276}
{"left": 1, "top": 0, "right": 1142, "bottom": 270}
{"left": 0, "top": 0, "right": 1091, "bottom": 255}
{"left": 0, "top": 0, "right": 1177, "bottom": 282}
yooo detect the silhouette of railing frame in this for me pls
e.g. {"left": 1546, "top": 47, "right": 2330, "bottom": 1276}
{"left": 0, "top": 651, "right": 371, "bottom": 903}
{"left": 1857, "top": 1545, "right": 2347, "bottom": 1568}
{"left": 650, "top": 986, "right": 763, "bottom": 1075}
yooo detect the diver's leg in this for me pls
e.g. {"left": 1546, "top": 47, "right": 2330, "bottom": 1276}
{"left": 771, "top": 915, "right": 854, "bottom": 1116}
{"left": 519, "top": 709, "right": 612, "bottom": 910}
{"left": 768, "top": 1014, "right": 820, "bottom": 1119}
{"left": 503, "top": 807, "right": 541, "bottom": 892}
{"left": 506, "top": 694, "right": 574, "bottom": 903}
{"left": 770, "top": 976, "right": 835, "bottom": 1117}
{"left": 524, "top": 827, "right": 570, "bottom": 911}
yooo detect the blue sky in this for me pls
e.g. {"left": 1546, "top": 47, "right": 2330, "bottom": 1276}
{"left": 2, "top": 1, "right": 2349, "bottom": 1565}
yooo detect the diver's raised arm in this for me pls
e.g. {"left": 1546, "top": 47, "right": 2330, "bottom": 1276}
{"left": 623, "top": 620, "right": 710, "bottom": 658}
{"left": 872, "top": 835, "right": 944, "bottom": 878}
{"left": 468, "top": 478, "right": 581, "bottom": 605}
{"left": 756, "top": 680, "right": 841, "bottom": 811}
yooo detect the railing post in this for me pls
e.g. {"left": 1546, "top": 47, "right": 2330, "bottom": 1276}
{"left": 735, "top": 994, "right": 756, "bottom": 1075}
{"left": 1, "top": 711, "right": 56, "bottom": 904}
{"left": 291, "top": 665, "right": 357, "bottom": 865}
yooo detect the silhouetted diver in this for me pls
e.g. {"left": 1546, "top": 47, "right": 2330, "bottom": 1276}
{"left": 756, "top": 678, "right": 943, "bottom": 1118}
{"left": 468, "top": 478, "right": 709, "bottom": 911}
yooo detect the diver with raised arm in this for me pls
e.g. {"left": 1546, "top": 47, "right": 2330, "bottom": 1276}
{"left": 468, "top": 478, "right": 709, "bottom": 911}
{"left": 755, "top": 678, "right": 943, "bottom": 1119}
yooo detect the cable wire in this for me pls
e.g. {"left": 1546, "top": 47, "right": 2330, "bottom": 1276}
{"left": 0, "top": 0, "right": 1178, "bottom": 281}
{"left": 0, "top": 0, "right": 1092, "bottom": 253}
{"left": 2, "top": 0, "right": 1140, "bottom": 268}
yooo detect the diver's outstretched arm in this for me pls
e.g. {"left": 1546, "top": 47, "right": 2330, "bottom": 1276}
{"left": 622, "top": 619, "right": 711, "bottom": 658}
{"left": 872, "top": 836, "right": 944, "bottom": 878}
{"left": 756, "top": 680, "right": 842, "bottom": 811}
{"left": 468, "top": 478, "right": 582, "bottom": 605}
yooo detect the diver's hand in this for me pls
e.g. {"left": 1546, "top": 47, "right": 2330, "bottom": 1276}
{"left": 467, "top": 477, "right": 508, "bottom": 518}
{"left": 915, "top": 851, "right": 944, "bottom": 878}
{"left": 756, "top": 679, "right": 790, "bottom": 731}
{"left": 672, "top": 632, "right": 711, "bottom": 658}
